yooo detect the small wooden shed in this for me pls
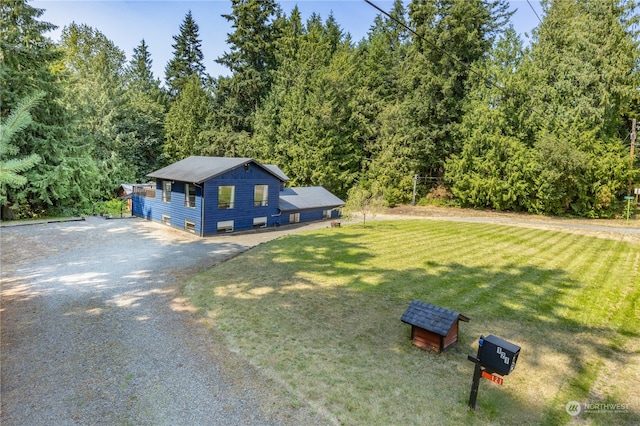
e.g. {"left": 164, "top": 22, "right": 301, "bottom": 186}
{"left": 401, "top": 300, "right": 469, "bottom": 353}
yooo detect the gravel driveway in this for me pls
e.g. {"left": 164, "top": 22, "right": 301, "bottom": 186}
{"left": 1, "top": 217, "right": 328, "bottom": 426}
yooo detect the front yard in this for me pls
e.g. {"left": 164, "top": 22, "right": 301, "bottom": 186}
{"left": 185, "top": 219, "right": 640, "bottom": 425}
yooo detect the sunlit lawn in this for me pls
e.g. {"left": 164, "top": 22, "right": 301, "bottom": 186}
{"left": 185, "top": 220, "right": 640, "bottom": 425}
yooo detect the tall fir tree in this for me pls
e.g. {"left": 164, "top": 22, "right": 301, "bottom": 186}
{"left": 164, "top": 10, "right": 206, "bottom": 97}
{"left": 125, "top": 39, "right": 157, "bottom": 93}
{"left": 163, "top": 74, "right": 212, "bottom": 163}
{"left": 0, "top": 92, "right": 42, "bottom": 205}
{"left": 519, "top": 0, "right": 640, "bottom": 216}
{"left": 252, "top": 12, "right": 363, "bottom": 198}
{"left": 370, "top": 0, "right": 511, "bottom": 204}
{"left": 356, "top": 0, "right": 410, "bottom": 203}
{"left": 446, "top": 27, "right": 536, "bottom": 211}
{"left": 59, "top": 23, "right": 135, "bottom": 195}
{"left": 212, "top": 0, "right": 283, "bottom": 142}
{"left": 1, "top": 1, "right": 99, "bottom": 217}
{"left": 122, "top": 39, "right": 167, "bottom": 180}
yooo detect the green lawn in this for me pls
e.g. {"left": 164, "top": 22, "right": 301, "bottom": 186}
{"left": 185, "top": 220, "right": 640, "bottom": 425}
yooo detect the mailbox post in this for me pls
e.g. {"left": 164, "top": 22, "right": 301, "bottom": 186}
{"left": 468, "top": 335, "right": 521, "bottom": 411}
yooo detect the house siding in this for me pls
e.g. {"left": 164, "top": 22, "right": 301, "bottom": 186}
{"left": 280, "top": 208, "right": 339, "bottom": 225}
{"left": 202, "top": 164, "right": 281, "bottom": 235}
{"left": 132, "top": 181, "right": 203, "bottom": 235}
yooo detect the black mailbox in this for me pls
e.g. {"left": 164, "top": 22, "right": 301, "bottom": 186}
{"left": 478, "top": 335, "right": 520, "bottom": 376}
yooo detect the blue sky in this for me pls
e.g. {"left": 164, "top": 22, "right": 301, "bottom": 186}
{"left": 32, "top": 0, "right": 543, "bottom": 80}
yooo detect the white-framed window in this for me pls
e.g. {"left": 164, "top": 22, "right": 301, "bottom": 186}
{"left": 185, "top": 220, "right": 195, "bottom": 233}
{"left": 161, "top": 214, "right": 171, "bottom": 225}
{"left": 217, "top": 220, "right": 234, "bottom": 233}
{"left": 254, "top": 184, "right": 268, "bottom": 207}
{"left": 185, "top": 183, "right": 196, "bottom": 208}
{"left": 289, "top": 213, "right": 300, "bottom": 223}
{"left": 162, "top": 181, "right": 172, "bottom": 203}
{"left": 323, "top": 209, "right": 332, "bottom": 219}
{"left": 218, "top": 185, "right": 235, "bottom": 209}
{"left": 253, "top": 217, "right": 267, "bottom": 228}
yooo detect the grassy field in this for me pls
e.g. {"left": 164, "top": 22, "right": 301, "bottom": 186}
{"left": 185, "top": 220, "right": 640, "bottom": 425}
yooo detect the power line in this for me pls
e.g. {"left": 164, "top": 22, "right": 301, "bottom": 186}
{"left": 526, "top": 0, "right": 543, "bottom": 23}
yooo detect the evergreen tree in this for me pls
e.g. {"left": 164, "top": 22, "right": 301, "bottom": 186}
{"left": 125, "top": 39, "right": 157, "bottom": 93}
{"left": 357, "top": 0, "right": 408, "bottom": 103}
{"left": 447, "top": 0, "right": 639, "bottom": 217}
{"left": 212, "top": 0, "right": 283, "bottom": 139}
{"left": 122, "top": 39, "right": 167, "bottom": 180}
{"left": 520, "top": 0, "right": 639, "bottom": 216}
{"left": 371, "top": 0, "right": 511, "bottom": 204}
{"left": 59, "top": 23, "right": 135, "bottom": 195}
{"left": 356, "top": 0, "right": 411, "bottom": 203}
{"left": 164, "top": 11, "right": 206, "bottom": 97}
{"left": 0, "top": 93, "right": 42, "bottom": 205}
{"left": 163, "top": 74, "right": 212, "bottom": 163}
{"left": 252, "top": 12, "right": 362, "bottom": 198}
{"left": 446, "top": 28, "right": 536, "bottom": 211}
{"left": 1, "top": 1, "right": 99, "bottom": 217}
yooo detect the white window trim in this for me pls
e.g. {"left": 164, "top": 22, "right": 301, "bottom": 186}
{"left": 254, "top": 184, "right": 268, "bottom": 207}
{"left": 218, "top": 185, "right": 235, "bottom": 209}
{"left": 217, "top": 220, "right": 234, "bottom": 233}
{"left": 185, "top": 183, "right": 196, "bottom": 208}
{"left": 162, "top": 181, "right": 172, "bottom": 203}
{"left": 253, "top": 217, "right": 267, "bottom": 228}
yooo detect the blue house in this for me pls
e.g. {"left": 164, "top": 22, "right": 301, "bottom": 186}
{"left": 132, "top": 156, "right": 345, "bottom": 236}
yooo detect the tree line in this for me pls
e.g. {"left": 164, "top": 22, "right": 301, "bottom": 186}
{"left": 1, "top": 0, "right": 638, "bottom": 219}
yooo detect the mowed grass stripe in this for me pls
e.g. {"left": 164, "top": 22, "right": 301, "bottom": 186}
{"left": 185, "top": 220, "right": 640, "bottom": 426}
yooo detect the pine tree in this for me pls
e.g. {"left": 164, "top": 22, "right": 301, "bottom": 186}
{"left": 164, "top": 11, "right": 206, "bottom": 97}
{"left": 356, "top": 0, "right": 411, "bottom": 203}
{"left": 446, "top": 28, "right": 536, "bottom": 211}
{"left": 126, "top": 39, "right": 157, "bottom": 93}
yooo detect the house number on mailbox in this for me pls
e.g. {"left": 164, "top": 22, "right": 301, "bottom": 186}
{"left": 467, "top": 334, "right": 521, "bottom": 411}
{"left": 497, "top": 347, "right": 510, "bottom": 364}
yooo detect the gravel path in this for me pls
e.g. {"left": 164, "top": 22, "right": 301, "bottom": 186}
{"left": 1, "top": 217, "right": 329, "bottom": 426}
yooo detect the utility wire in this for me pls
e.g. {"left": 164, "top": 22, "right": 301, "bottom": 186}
{"left": 526, "top": 0, "right": 543, "bottom": 23}
{"left": 363, "top": 0, "right": 508, "bottom": 96}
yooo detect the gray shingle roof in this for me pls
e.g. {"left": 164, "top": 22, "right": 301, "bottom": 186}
{"left": 279, "top": 187, "right": 345, "bottom": 211}
{"left": 400, "top": 300, "right": 469, "bottom": 336}
{"left": 263, "top": 164, "right": 290, "bottom": 182}
{"left": 147, "top": 156, "right": 289, "bottom": 184}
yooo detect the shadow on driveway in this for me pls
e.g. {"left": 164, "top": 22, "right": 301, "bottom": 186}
{"left": 1, "top": 216, "right": 328, "bottom": 426}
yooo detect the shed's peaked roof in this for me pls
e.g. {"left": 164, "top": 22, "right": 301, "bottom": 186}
{"left": 279, "top": 187, "right": 345, "bottom": 211}
{"left": 147, "top": 156, "right": 289, "bottom": 184}
{"left": 400, "top": 300, "right": 469, "bottom": 336}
